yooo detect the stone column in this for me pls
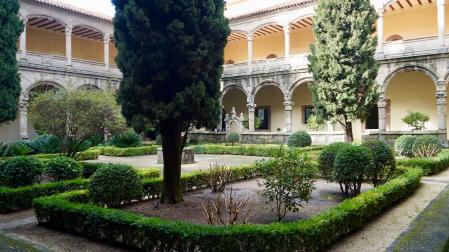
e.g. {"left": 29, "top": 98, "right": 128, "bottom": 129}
{"left": 284, "top": 25, "right": 291, "bottom": 59}
{"left": 65, "top": 26, "right": 72, "bottom": 66}
{"left": 378, "top": 97, "right": 387, "bottom": 131}
{"left": 438, "top": 0, "right": 446, "bottom": 50}
{"left": 104, "top": 34, "right": 110, "bottom": 70}
{"left": 284, "top": 101, "right": 293, "bottom": 133}
{"left": 247, "top": 34, "right": 254, "bottom": 73}
{"left": 436, "top": 87, "right": 447, "bottom": 144}
{"left": 377, "top": 8, "right": 384, "bottom": 55}
{"left": 19, "top": 100, "right": 28, "bottom": 140}
{"left": 20, "top": 17, "right": 27, "bottom": 59}
{"left": 248, "top": 102, "right": 256, "bottom": 132}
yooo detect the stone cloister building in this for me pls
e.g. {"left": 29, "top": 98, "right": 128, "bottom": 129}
{"left": 1, "top": 0, "right": 449, "bottom": 144}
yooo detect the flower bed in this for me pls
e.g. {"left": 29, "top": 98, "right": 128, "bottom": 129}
{"left": 33, "top": 166, "right": 422, "bottom": 251}
{"left": 0, "top": 164, "right": 160, "bottom": 213}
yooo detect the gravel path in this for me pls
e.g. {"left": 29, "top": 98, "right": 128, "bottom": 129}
{"left": 327, "top": 172, "right": 449, "bottom": 252}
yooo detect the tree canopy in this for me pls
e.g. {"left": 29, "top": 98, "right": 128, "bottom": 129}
{"left": 113, "top": 0, "right": 230, "bottom": 203}
{"left": 0, "top": 0, "right": 23, "bottom": 125}
{"left": 308, "top": 0, "right": 379, "bottom": 142}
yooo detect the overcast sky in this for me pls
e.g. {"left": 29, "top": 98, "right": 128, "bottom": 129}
{"left": 58, "top": 0, "right": 115, "bottom": 16}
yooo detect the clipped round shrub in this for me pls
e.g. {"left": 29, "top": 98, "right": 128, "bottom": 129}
{"left": 394, "top": 135, "right": 417, "bottom": 158}
{"left": 287, "top": 131, "right": 312, "bottom": 148}
{"left": 89, "top": 164, "right": 143, "bottom": 208}
{"left": 45, "top": 157, "right": 83, "bottom": 181}
{"left": 361, "top": 140, "right": 396, "bottom": 187}
{"left": 111, "top": 130, "right": 142, "bottom": 148}
{"left": 0, "top": 156, "right": 44, "bottom": 188}
{"left": 155, "top": 135, "right": 162, "bottom": 145}
{"left": 318, "top": 142, "right": 350, "bottom": 182}
{"left": 334, "top": 145, "right": 373, "bottom": 196}
{"left": 226, "top": 132, "right": 240, "bottom": 146}
{"left": 412, "top": 135, "right": 442, "bottom": 158}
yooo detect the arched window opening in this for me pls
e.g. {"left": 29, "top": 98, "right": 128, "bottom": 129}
{"left": 225, "top": 59, "right": 235, "bottom": 65}
{"left": 266, "top": 54, "right": 278, "bottom": 59}
{"left": 29, "top": 82, "right": 61, "bottom": 99}
{"left": 386, "top": 34, "right": 403, "bottom": 42}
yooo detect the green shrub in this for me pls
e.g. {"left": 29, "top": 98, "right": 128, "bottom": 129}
{"left": 0, "top": 156, "right": 44, "bottom": 188}
{"left": 288, "top": 131, "right": 312, "bottom": 148}
{"left": 318, "top": 142, "right": 350, "bottom": 182}
{"left": 362, "top": 140, "right": 396, "bottom": 187}
{"left": 192, "top": 145, "right": 206, "bottom": 154}
{"left": 334, "top": 145, "right": 373, "bottom": 196}
{"left": 45, "top": 157, "right": 83, "bottom": 181}
{"left": 226, "top": 132, "right": 240, "bottom": 146}
{"left": 397, "top": 150, "right": 449, "bottom": 176}
{"left": 75, "top": 149, "right": 100, "bottom": 161}
{"left": 33, "top": 167, "right": 422, "bottom": 252}
{"left": 111, "top": 130, "right": 142, "bottom": 148}
{"left": 92, "top": 146, "right": 157, "bottom": 157}
{"left": 412, "top": 135, "right": 442, "bottom": 158}
{"left": 402, "top": 111, "right": 430, "bottom": 131}
{"left": 29, "top": 134, "right": 60, "bottom": 154}
{"left": 260, "top": 148, "right": 317, "bottom": 221}
{"left": 394, "top": 135, "right": 417, "bottom": 157}
{"left": 89, "top": 164, "right": 143, "bottom": 208}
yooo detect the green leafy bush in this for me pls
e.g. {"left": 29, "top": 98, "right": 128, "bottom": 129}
{"left": 402, "top": 111, "right": 430, "bottom": 131}
{"left": 92, "top": 146, "right": 157, "bottom": 157}
{"left": 334, "top": 145, "right": 373, "bottom": 196}
{"left": 259, "top": 148, "right": 317, "bottom": 221}
{"left": 412, "top": 135, "right": 442, "bottom": 158}
{"left": 318, "top": 142, "right": 350, "bottom": 182}
{"left": 362, "top": 140, "right": 396, "bottom": 187}
{"left": 75, "top": 149, "right": 101, "bottom": 161}
{"left": 288, "top": 131, "right": 312, "bottom": 148}
{"left": 33, "top": 167, "right": 422, "bottom": 252}
{"left": 191, "top": 144, "right": 323, "bottom": 157}
{"left": 226, "top": 132, "right": 240, "bottom": 146}
{"left": 89, "top": 164, "right": 143, "bottom": 208}
{"left": 0, "top": 156, "right": 44, "bottom": 188}
{"left": 394, "top": 135, "right": 417, "bottom": 157}
{"left": 45, "top": 157, "right": 83, "bottom": 181}
{"left": 397, "top": 150, "right": 449, "bottom": 176}
{"left": 111, "top": 130, "right": 142, "bottom": 148}
{"left": 2, "top": 141, "right": 34, "bottom": 157}
{"left": 29, "top": 134, "right": 60, "bottom": 154}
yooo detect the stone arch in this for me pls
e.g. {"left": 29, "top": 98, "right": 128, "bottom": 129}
{"left": 25, "top": 14, "right": 67, "bottom": 28}
{"left": 252, "top": 81, "right": 285, "bottom": 131}
{"left": 252, "top": 81, "right": 285, "bottom": 99}
{"left": 71, "top": 24, "right": 105, "bottom": 39}
{"left": 289, "top": 14, "right": 314, "bottom": 27}
{"left": 249, "top": 22, "right": 284, "bottom": 36}
{"left": 288, "top": 77, "right": 314, "bottom": 99}
{"left": 78, "top": 84, "right": 102, "bottom": 91}
{"left": 26, "top": 81, "right": 64, "bottom": 99}
{"left": 221, "top": 85, "right": 249, "bottom": 102}
{"left": 383, "top": 65, "right": 439, "bottom": 91}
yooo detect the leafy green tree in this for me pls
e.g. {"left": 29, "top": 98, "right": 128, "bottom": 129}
{"left": 113, "top": 0, "right": 230, "bottom": 203}
{"left": 309, "top": 0, "right": 379, "bottom": 142}
{"left": 28, "top": 89, "right": 126, "bottom": 157}
{"left": 0, "top": 0, "right": 23, "bottom": 125}
{"left": 402, "top": 111, "right": 429, "bottom": 131}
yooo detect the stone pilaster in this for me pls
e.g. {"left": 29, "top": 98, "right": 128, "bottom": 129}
{"left": 247, "top": 34, "right": 254, "bottom": 73}
{"left": 104, "top": 34, "right": 110, "bottom": 70}
{"left": 247, "top": 102, "right": 256, "bottom": 132}
{"left": 437, "top": 0, "right": 446, "bottom": 51}
{"left": 65, "top": 26, "right": 72, "bottom": 66}
{"left": 377, "top": 8, "right": 384, "bottom": 56}
{"left": 284, "top": 101, "right": 293, "bottom": 133}
{"left": 19, "top": 99, "right": 28, "bottom": 140}
{"left": 377, "top": 96, "right": 387, "bottom": 132}
{"left": 20, "top": 17, "right": 28, "bottom": 59}
{"left": 283, "top": 25, "right": 291, "bottom": 59}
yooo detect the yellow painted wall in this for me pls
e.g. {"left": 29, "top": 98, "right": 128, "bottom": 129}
{"left": 27, "top": 27, "right": 65, "bottom": 56}
{"left": 253, "top": 33, "right": 284, "bottom": 60}
{"left": 254, "top": 85, "right": 284, "bottom": 132}
{"left": 222, "top": 89, "right": 248, "bottom": 117}
{"left": 72, "top": 37, "right": 103, "bottom": 62}
{"left": 291, "top": 29, "right": 314, "bottom": 54}
{"left": 224, "top": 39, "right": 247, "bottom": 64}
{"left": 291, "top": 83, "right": 313, "bottom": 131}
{"left": 386, "top": 71, "right": 437, "bottom": 130}
{"left": 384, "top": 6, "right": 437, "bottom": 41}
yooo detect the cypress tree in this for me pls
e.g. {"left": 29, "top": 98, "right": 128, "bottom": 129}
{"left": 112, "top": 0, "right": 230, "bottom": 203}
{"left": 309, "top": 0, "right": 379, "bottom": 142}
{"left": 0, "top": 0, "right": 23, "bottom": 125}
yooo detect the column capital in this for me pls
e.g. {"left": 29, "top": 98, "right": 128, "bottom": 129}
{"left": 65, "top": 26, "right": 72, "bottom": 35}
{"left": 247, "top": 103, "right": 256, "bottom": 111}
{"left": 437, "top": 0, "right": 445, "bottom": 6}
{"left": 284, "top": 101, "right": 294, "bottom": 111}
{"left": 377, "top": 96, "right": 388, "bottom": 108}
{"left": 20, "top": 16, "right": 28, "bottom": 23}
{"left": 103, "top": 33, "right": 111, "bottom": 43}
{"left": 436, "top": 90, "right": 447, "bottom": 105}
{"left": 247, "top": 33, "right": 254, "bottom": 41}
{"left": 377, "top": 7, "right": 385, "bottom": 16}
{"left": 283, "top": 24, "right": 291, "bottom": 34}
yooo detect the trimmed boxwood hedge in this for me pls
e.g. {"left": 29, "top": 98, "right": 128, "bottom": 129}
{"left": 192, "top": 144, "right": 323, "bottom": 157}
{"left": 396, "top": 150, "right": 449, "bottom": 176}
{"left": 0, "top": 164, "right": 160, "bottom": 213}
{"left": 90, "top": 146, "right": 157, "bottom": 157}
{"left": 33, "top": 166, "right": 422, "bottom": 252}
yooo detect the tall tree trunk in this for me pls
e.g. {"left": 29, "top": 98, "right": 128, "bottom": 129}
{"left": 160, "top": 123, "right": 183, "bottom": 204}
{"left": 344, "top": 121, "right": 354, "bottom": 143}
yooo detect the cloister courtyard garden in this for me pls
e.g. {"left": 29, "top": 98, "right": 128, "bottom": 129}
{"left": 1, "top": 0, "right": 449, "bottom": 251}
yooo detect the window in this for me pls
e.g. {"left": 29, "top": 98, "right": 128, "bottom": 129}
{"left": 303, "top": 105, "right": 314, "bottom": 124}
{"left": 225, "top": 59, "right": 235, "bottom": 64}
{"left": 255, "top": 106, "right": 270, "bottom": 130}
{"left": 266, "top": 54, "right": 277, "bottom": 59}
{"left": 386, "top": 34, "right": 403, "bottom": 42}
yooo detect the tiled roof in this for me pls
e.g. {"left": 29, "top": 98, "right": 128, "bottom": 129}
{"left": 229, "top": 0, "right": 316, "bottom": 23}
{"left": 27, "top": 0, "right": 114, "bottom": 22}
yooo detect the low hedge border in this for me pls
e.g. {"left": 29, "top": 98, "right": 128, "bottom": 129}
{"left": 0, "top": 164, "right": 160, "bottom": 213}
{"left": 396, "top": 150, "right": 449, "bottom": 175}
{"left": 0, "top": 150, "right": 100, "bottom": 162}
{"left": 33, "top": 166, "right": 422, "bottom": 252}
{"left": 90, "top": 146, "right": 158, "bottom": 157}
{"left": 192, "top": 144, "right": 323, "bottom": 157}
{"left": 389, "top": 185, "right": 449, "bottom": 252}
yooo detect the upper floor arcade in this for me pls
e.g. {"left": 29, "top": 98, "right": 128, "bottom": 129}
{"left": 223, "top": 0, "right": 449, "bottom": 78}
{"left": 18, "top": 0, "right": 121, "bottom": 77}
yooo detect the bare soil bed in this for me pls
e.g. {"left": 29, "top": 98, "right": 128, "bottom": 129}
{"left": 124, "top": 178, "right": 372, "bottom": 224}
